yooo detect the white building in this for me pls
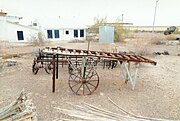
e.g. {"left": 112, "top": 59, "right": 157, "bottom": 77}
{"left": 0, "top": 10, "right": 41, "bottom": 42}
{"left": 45, "top": 27, "right": 86, "bottom": 41}
{"left": 0, "top": 10, "right": 87, "bottom": 42}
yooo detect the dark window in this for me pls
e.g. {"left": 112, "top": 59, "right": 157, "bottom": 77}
{"left": 74, "top": 30, "right": 78, "bottom": 38}
{"left": 65, "top": 30, "right": 69, "bottom": 35}
{"left": 47, "top": 30, "right": 53, "bottom": 38}
{"left": 33, "top": 23, "right": 37, "bottom": 26}
{"left": 54, "top": 30, "right": 59, "bottom": 38}
{"left": 17, "top": 31, "right": 24, "bottom": 40}
{"left": 80, "top": 29, "right": 84, "bottom": 37}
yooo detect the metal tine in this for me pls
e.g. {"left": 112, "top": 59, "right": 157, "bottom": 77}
{"left": 134, "top": 55, "right": 145, "bottom": 61}
{"left": 129, "top": 55, "right": 138, "bottom": 60}
{"left": 95, "top": 52, "right": 99, "bottom": 56}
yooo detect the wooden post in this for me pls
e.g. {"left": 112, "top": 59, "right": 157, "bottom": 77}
{"left": 52, "top": 54, "right": 56, "bottom": 93}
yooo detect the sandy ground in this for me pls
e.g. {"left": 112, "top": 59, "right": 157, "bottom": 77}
{"left": 0, "top": 37, "right": 180, "bottom": 120}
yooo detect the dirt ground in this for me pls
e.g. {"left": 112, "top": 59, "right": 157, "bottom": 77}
{"left": 0, "top": 34, "right": 180, "bottom": 120}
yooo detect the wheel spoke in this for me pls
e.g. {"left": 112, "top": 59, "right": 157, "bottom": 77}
{"left": 85, "top": 67, "right": 93, "bottom": 78}
{"left": 70, "top": 72, "right": 81, "bottom": 79}
{"left": 86, "top": 72, "right": 97, "bottom": 79}
{"left": 83, "top": 84, "right": 85, "bottom": 95}
{"left": 70, "top": 73, "right": 80, "bottom": 82}
{"left": 86, "top": 73, "right": 97, "bottom": 82}
{"left": 86, "top": 82, "right": 96, "bottom": 87}
{"left": 76, "top": 83, "right": 83, "bottom": 94}
{"left": 71, "top": 81, "right": 81, "bottom": 88}
{"left": 85, "top": 83, "right": 91, "bottom": 93}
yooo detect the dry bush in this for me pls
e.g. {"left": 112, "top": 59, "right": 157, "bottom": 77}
{"left": 114, "top": 26, "right": 129, "bottom": 42}
{"left": 173, "top": 28, "right": 180, "bottom": 34}
{"left": 165, "top": 35, "right": 177, "bottom": 40}
{"left": 29, "top": 32, "right": 46, "bottom": 46}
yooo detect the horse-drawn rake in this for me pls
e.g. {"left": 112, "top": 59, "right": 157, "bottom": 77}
{"left": 32, "top": 46, "right": 156, "bottom": 95}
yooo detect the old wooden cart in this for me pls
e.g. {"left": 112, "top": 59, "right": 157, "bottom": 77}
{"left": 32, "top": 46, "right": 156, "bottom": 95}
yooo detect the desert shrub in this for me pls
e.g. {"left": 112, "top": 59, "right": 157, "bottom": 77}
{"left": 114, "top": 26, "right": 129, "bottom": 42}
{"left": 173, "top": 28, "right": 180, "bottom": 34}
{"left": 165, "top": 35, "right": 177, "bottom": 40}
{"left": 29, "top": 32, "right": 46, "bottom": 46}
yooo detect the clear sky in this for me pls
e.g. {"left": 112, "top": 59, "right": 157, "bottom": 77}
{"left": 0, "top": 0, "right": 180, "bottom": 28}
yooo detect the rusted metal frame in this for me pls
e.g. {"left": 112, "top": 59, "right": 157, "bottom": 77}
{"left": 133, "top": 55, "right": 144, "bottom": 61}
{"left": 41, "top": 47, "right": 156, "bottom": 64}
{"left": 66, "top": 57, "right": 80, "bottom": 72}
{"left": 139, "top": 56, "right": 157, "bottom": 65}
{"left": 35, "top": 59, "right": 67, "bottom": 63}
{"left": 81, "top": 56, "right": 87, "bottom": 78}
{"left": 100, "top": 52, "right": 155, "bottom": 64}
{"left": 56, "top": 54, "right": 58, "bottom": 79}
{"left": 40, "top": 52, "right": 148, "bottom": 65}
{"left": 52, "top": 54, "right": 56, "bottom": 93}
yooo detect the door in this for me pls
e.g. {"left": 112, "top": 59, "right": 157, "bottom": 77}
{"left": 17, "top": 31, "right": 24, "bottom": 40}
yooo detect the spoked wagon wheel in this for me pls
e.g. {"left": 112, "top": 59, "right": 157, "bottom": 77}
{"left": 45, "top": 62, "right": 53, "bottom": 74}
{"left": 68, "top": 66, "right": 99, "bottom": 95}
{"left": 32, "top": 61, "right": 39, "bottom": 75}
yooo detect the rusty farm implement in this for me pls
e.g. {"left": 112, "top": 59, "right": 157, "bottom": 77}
{"left": 32, "top": 46, "right": 157, "bottom": 95}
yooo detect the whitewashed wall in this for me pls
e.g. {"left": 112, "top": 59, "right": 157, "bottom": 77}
{"left": 0, "top": 18, "right": 40, "bottom": 42}
{"left": 44, "top": 28, "right": 86, "bottom": 41}
{"left": 0, "top": 16, "right": 86, "bottom": 42}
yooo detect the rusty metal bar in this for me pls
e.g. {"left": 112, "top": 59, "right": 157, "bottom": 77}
{"left": 56, "top": 54, "right": 58, "bottom": 79}
{"left": 52, "top": 54, "right": 56, "bottom": 93}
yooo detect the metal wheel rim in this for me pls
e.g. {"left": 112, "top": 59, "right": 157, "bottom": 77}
{"left": 32, "top": 62, "right": 39, "bottom": 75}
{"left": 45, "top": 62, "right": 53, "bottom": 74}
{"left": 68, "top": 68, "right": 99, "bottom": 95}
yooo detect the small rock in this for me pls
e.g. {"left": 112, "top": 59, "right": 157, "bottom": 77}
{"left": 163, "top": 50, "right": 170, "bottom": 55}
{"left": 100, "top": 92, "right": 104, "bottom": 96}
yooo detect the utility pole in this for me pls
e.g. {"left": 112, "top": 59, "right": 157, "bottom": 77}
{"left": 122, "top": 14, "right": 124, "bottom": 23}
{"left": 152, "top": 0, "right": 159, "bottom": 33}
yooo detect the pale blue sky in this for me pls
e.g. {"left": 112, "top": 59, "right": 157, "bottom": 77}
{"left": 0, "top": 0, "right": 180, "bottom": 27}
